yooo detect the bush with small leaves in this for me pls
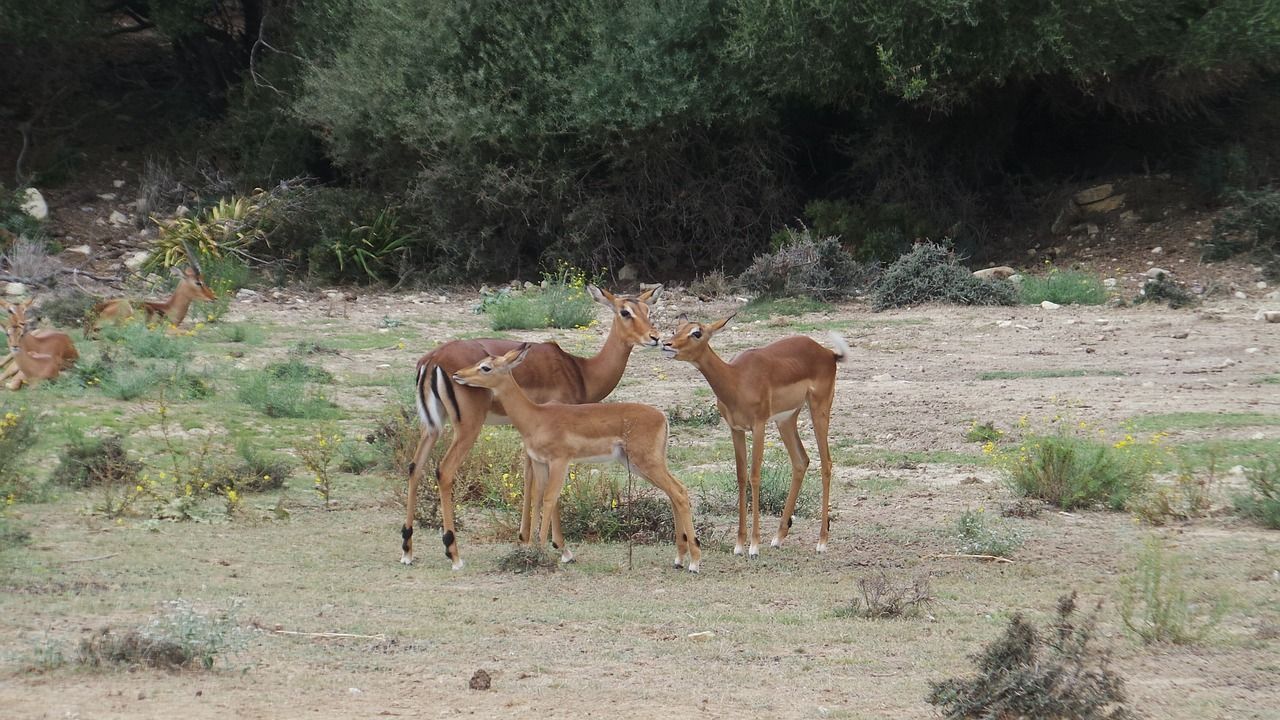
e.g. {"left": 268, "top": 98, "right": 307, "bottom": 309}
{"left": 871, "top": 242, "right": 1017, "bottom": 311}
{"left": 1233, "top": 454, "right": 1280, "bottom": 529}
{"left": 836, "top": 571, "right": 934, "bottom": 619}
{"left": 1135, "top": 272, "right": 1197, "bottom": 309}
{"left": 1119, "top": 536, "right": 1225, "bottom": 644}
{"left": 51, "top": 434, "right": 140, "bottom": 489}
{"left": 738, "top": 227, "right": 875, "bottom": 301}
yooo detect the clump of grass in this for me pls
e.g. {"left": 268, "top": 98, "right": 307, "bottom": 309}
{"left": 1019, "top": 268, "right": 1108, "bottom": 305}
{"left": 35, "top": 288, "right": 98, "bottom": 329}
{"left": 217, "top": 322, "right": 262, "bottom": 344}
{"left": 290, "top": 340, "right": 339, "bottom": 356}
{"left": 495, "top": 545, "right": 558, "bottom": 573}
{"left": 78, "top": 600, "right": 243, "bottom": 670}
{"left": 236, "top": 374, "right": 337, "bottom": 419}
{"left": 699, "top": 455, "right": 818, "bottom": 518}
{"left": 1233, "top": 454, "right": 1280, "bottom": 529}
{"left": 1135, "top": 272, "right": 1197, "bottom": 309}
{"left": 0, "top": 403, "right": 41, "bottom": 501}
{"left": 1119, "top": 537, "right": 1225, "bottom": 644}
{"left": 210, "top": 441, "right": 291, "bottom": 493}
{"left": 954, "top": 509, "right": 1022, "bottom": 559}
{"left": 481, "top": 263, "right": 597, "bottom": 330}
{"left": 1000, "top": 428, "right": 1160, "bottom": 511}
{"left": 265, "top": 358, "right": 334, "bottom": 384}
{"left": 337, "top": 437, "right": 378, "bottom": 474}
{"left": 928, "top": 592, "right": 1133, "bottom": 719}
{"left": 296, "top": 431, "right": 342, "bottom": 509}
{"left": 51, "top": 434, "right": 140, "bottom": 489}
{"left": 667, "top": 402, "right": 721, "bottom": 428}
{"left": 978, "top": 369, "right": 1125, "bottom": 381}
{"left": 871, "top": 241, "right": 1018, "bottom": 311}
{"left": 964, "top": 421, "right": 1002, "bottom": 443}
{"left": 738, "top": 295, "right": 833, "bottom": 320}
{"left": 0, "top": 512, "right": 31, "bottom": 552}
{"left": 99, "top": 366, "right": 160, "bottom": 401}
{"left": 99, "top": 321, "right": 193, "bottom": 360}
{"left": 688, "top": 269, "right": 735, "bottom": 299}
{"left": 836, "top": 571, "right": 933, "bottom": 619}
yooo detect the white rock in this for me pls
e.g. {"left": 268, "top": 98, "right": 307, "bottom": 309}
{"left": 235, "top": 288, "right": 258, "bottom": 299}
{"left": 687, "top": 631, "right": 715, "bottom": 642}
{"left": 438, "top": 295, "right": 448, "bottom": 303}
{"left": 20, "top": 188, "right": 48, "bottom": 220}
{"left": 113, "top": 179, "right": 125, "bottom": 188}
{"left": 1040, "top": 300, "right": 1061, "bottom": 310}
{"left": 870, "top": 373, "right": 894, "bottom": 382}
{"left": 1246, "top": 347, "right": 1260, "bottom": 354}
{"left": 174, "top": 205, "right": 191, "bottom": 218}
{"left": 67, "top": 244, "right": 91, "bottom": 255}
{"left": 123, "top": 251, "right": 150, "bottom": 271}
{"left": 4, "top": 281, "right": 29, "bottom": 297}
{"left": 1258, "top": 310, "right": 1280, "bottom": 323}
{"left": 108, "top": 210, "right": 129, "bottom": 226}
{"left": 1228, "top": 465, "right": 1246, "bottom": 477}
{"left": 1234, "top": 291, "right": 1248, "bottom": 300}
{"left": 1141, "top": 381, "right": 1155, "bottom": 388}
{"left": 1007, "top": 274, "right": 1022, "bottom": 284}
{"left": 618, "top": 263, "right": 639, "bottom": 281}
{"left": 1145, "top": 268, "right": 1171, "bottom": 279}
{"left": 1257, "top": 281, "right": 1268, "bottom": 289}
{"left": 98, "top": 193, "right": 117, "bottom": 201}
{"left": 996, "top": 320, "right": 1013, "bottom": 327}
{"left": 1103, "top": 278, "right": 1117, "bottom": 288}
{"left": 1251, "top": 432, "right": 1266, "bottom": 441}
{"left": 1267, "top": 291, "right": 1279, "bottom": 300}
{"left": 1151, "top": 246, "right": 1163, "bottom": 255}
{"left": 973, "top": 266, "right": 1015, "bottom": 280}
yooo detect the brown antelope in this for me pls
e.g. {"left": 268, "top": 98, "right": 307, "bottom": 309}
{"left": 89, "top": 257, "right": 217, "bottom": 333}
{"left": 1, "top": 298, "right": 79, "bottom": 389}
{"left": 452, "top": 346, "right": 701, "bottom": 571}
{"left": 662, "top": 314, "right": 847, "bottom": 556}
{"left": 403, "top": 285, "right": 662, "bottom": 569}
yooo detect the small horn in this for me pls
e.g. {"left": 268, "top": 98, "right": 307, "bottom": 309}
{"left": 181, "top": 240, "right": 203, "bottom": 275}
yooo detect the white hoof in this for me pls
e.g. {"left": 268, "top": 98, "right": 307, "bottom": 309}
{"left": 815, "top": 542, "right": 827, "bottom": 553}
{"left": 400, "top": 552, "right": 414, "bottom": 566}
{"left": 748, "top": 544, "right": 759, "bottom": 558}
{"left": 673, "top": 554, "right": 684, "bottom": 569}
{"left": 733, "top": 544, "right": 744, "bottom": 556}
{"left": 451, "top": 559, "right": 466, "bottom": 571}
{"left": 770, "top": 536, "right": 782, "bottom": 548}
{"left": 688, "top": 561, "right": 700, "bottom": 574}
{"left": 560, "top": 549, "right": 575, "bottom": 564}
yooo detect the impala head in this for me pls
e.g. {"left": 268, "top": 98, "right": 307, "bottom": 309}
{"left": 173, "top": 265, "right": 217, "bottom": 302}
{"left": 451, "top": 345, "right": 532, "bottom": 389}
{"left": 662, "top": 312, "right": 735, "bottom": 361}
{"left": 1, "top": 298, "right": 35, "bottom": 351}
{"left": 589, "top": 284, "right": 662, "bottom": 348}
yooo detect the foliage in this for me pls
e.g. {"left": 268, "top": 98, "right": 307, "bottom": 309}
{"left": 0, "top": 511, "right": 31, "bottom": 552}
{"left": 78, "top": 599, "right": 243, "bottom": 671}
{"left": 954, "top": 509, "right": 1022, "bottom": 559}
{"left": 495, "top": 546, "right": 558, "bottom": 574}
{"left": 0, "top": 187, "right": 46, "bottom": 240}
{"left": 737, "top": 296, "right": 833, "bottom": 320}
{"left": 0, "top": 404, "right": 40, "bottom": 502}
{"left": 871, "top": 242, "right": 1018, "bottom": 311}
{"left": 998, "top": 420, "right": 1162, "bottom": 512}
{"left": 51, "top": 434, "right": 140, "bottom": 489}
{"left": 964, "top": 421, "right": 1002, "bottom": 444}
{"left": 296, "top": 431, "right": 343, "bottom": 509}
{"left": 687, "top": 270, "right": 735, "bottom": 300}
{"left": 1206, "top": 188, "right": 1280, "bottom": 274}
{"left": 480, "top": 263, "right": 598, "bottom": 330}
{"left": 1019, "top": 268, "right": 1108, "bottom": 306}
{"left": 835, "top": 571, "right": 934, "bottom": 620}
{"left": 667, "top": 402, "right": 721, "bottom": 428}
{"left": 99, "top": 321, "right": 193, "bottom": 360}
{"left": 1233, "top": 453, "right": 1280, "bottom": 529}
{"left": 1135, "top": 271, "right": 1198, "bottom": 309}
{"left": 32, "top": 288, "right": 97, "bottom": 329}
{"left": 266, "top": 358, "right": 334, "bottom": 384}
{"left": 1119, "top": 537, "right": 1225, "bottom": 644}
{"left": 698, "top": 453, "right": 818, "bottom": 519}
{"left": 209, "top": 442, "right": 292, "bottom": 494}
{"left": 236, "top": 373, "right": 337, "bottom": 419}
{"left": 927, "top": 592, "right": 1133, "bottom": 720}
{"left": 738, "top": 227, "right": 876, "bottom": 301}
{"left": 328, "top": 206, "right": 411, "bottom": 282}
{"left": 802, "top": 199, "right": 931, "bottom": 262}
{"left": 1129, "top": 454, "right": 1217, "bottom": 526}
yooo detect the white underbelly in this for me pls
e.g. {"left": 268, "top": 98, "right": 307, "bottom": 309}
{"left": 484, "top": 413, "right": 512, "bottom": 426}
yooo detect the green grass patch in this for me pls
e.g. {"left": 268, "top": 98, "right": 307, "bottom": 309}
{"left": 978, "top": 369, "right": 1125, "bottom": 381}
{"left": 1255, "top": 374, "right": 1280, "bottom": 385}
{"left": 265, "top": 359, "right": 334, "bottom": 384}
{"left": 1018, "top": 269, "right": 1108, "bottom": 305}
{"left": 99, "top": 322, "right": 193, "bottom": 360}
{"left": 1127, "top": 412, "right": 1280, "bottom": 432}
{"left": 235, "top": 374, "right": 339, "bottom": 419}
{"left": 214, "top": 323, "right": 264, "bottom": 345}
{"left": 738, "top": 296, "right": 833, "bottom": 320}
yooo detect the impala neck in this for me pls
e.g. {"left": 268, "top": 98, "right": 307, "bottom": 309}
{"left": 163, "top": 288, "right": 195, "bottom": 325}
{"left": 487, "top": 375, "right": 543, "bottom": 432}
{"left": 688, "top": 346, "right": 739, "bottom": 405}
{"left": 577, "top": 320, "right": 635, "bottom": 403}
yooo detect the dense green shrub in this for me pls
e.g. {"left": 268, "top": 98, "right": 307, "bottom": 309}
{"left": 1233, "top": 454, "right": 1280, "bottom": 529}
{"left": 1206, "top": 189, "right": 1280, "bottom": 275}
{"left": 1119, "top": 537, "right": 1225, "bottom": 644}
{"left": 51, "top": 434, "right": 140, "bottom": 489}
{"left": 871, "top": 242, "right": 1017, "bottom": 311}
{"left": 0, "top": 403, "right": 40, "bottom": 501}
{"left": 1135, "top": 272, "right": 1198, "bottom": 309}
{"left": 1002, "top": 432, "right": 1158, "bottom": 512}
{"left": 738, "top": 227, "right": 876, "bottom": 301}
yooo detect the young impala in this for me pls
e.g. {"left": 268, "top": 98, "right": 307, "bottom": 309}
{"left": 663, "top": 314, "right": 847, "bottom": 556}
{"left": 403, "top": 285, "right": 662, "bottom": 569}
{"left": 452, "top": 346, "right": 700, "bottom": 571}
{"left": 1, "top": 298, "right": 79, "bottom": 389}
{"left": 89, "top": 247, "right": 217, "bottom": 332}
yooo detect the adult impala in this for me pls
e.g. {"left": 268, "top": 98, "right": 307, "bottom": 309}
{"left": 452, "top": 346, "right": 700, "bottom": 571}
{"left": 89, "top": 247, "right": 216, "bottom": 332}
{"left": 1, "top": 298, "right": 79, "bottom": 389}
{"left": 403, "top": 284, "right": 662, "bottom": 569}
{"left": 663, "top": 314, "right": 847, "bottom": 556}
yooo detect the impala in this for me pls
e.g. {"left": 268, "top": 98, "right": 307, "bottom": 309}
{"left": 452, "top": 346, "right": 700, "bottom": 571}
{"left": 663, "top": 314, "right": 847, "bottom": 556}
{"left": 1, "top": 298, "right": 79, "bottom": 389}
{"left": 403, "top": 285, "right": 662, "bottom": 569}
{"left": 89, "top": 249, "right": 217, "bottom": 332}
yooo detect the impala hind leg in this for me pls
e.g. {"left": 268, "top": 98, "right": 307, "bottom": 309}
{"left": 747, "top": 422, "right": 767, "bottom": 557}
{"left": 810, "top": 396, "right": 835, "bottom": 553}
{"left": 436, "top": 419, "right": 484, "bottom": 570}
{"left": 772, "top": 411, "right": 810, "bottom": 548}
{"left": 628, "top": 457, "right": 700, "bottom": 572}
{"left": 402, "top": 426, "right": 440, "bottom": 565}
{"left": 730, "top": 429, "right": 749, "bottom": 555}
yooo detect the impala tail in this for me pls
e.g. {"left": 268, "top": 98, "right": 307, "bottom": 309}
{"left": 828, "top": 332, "right": 850, "bottom": 362}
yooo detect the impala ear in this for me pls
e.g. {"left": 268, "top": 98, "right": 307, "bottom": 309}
{"left": 170, "top": 265, "right": 185, "bottom": 277}
{"left": 498, "top": 343, "right": 532, "bottom": 370}
{"left": 637, "top": 284, "right": 662, "bottom": 305}
{"left": 706, "top": 312, "right": 736, "bottom": 336}
{"left": 675, "top": 312, "right": 690, "bottom": 325}
{"left": 587, "top": 284, "right": 615, "bottom": 307}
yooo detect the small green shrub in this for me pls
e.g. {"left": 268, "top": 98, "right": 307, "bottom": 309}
{"left": 1002, "top": 432, "right": 1158, "bottom": 511}
{"left": 699, "top": 455, "right": 818, "bottom": 518}
{"left": 738, "top": 227, "right": 875, "bottom": 300}
{"left": 51, "top": 434, "right": 140, "bottom": 489}
{"left": 495, "top": 545, "right": 558, "bottom": 574}
{"left": 1205, "top": 188, "right": 1280, "bottom": 274}
{"left": 0, "top": 403, "right": 40, "bottom": 501}
{"left": 1119, "top": 537, "right": 1225, "bottom": 644}
{"left": 35, "top": 288, "right": 98, "bottom": 329}
{"left": 871, "top": 242, "right": 1018, "bottom": 311}
{"left": 210, "top": 442, "right": 291, "bottom": 493}
{"left": 954, "top": 509, "right": 1022, "bottom": 558}
{"left": 337, "top": 438, "right": 378, "bottom": 474}
{"left": 1135, "top": 272, "right": 1197, "bottom": 309}
{"left": 0, "top": 512, "right": 31, "bottom": 552}
{"left": 928, "top": 592, "right": 1133, "bottom": 719}
{"left": 481, "top": 263, "right": 598, "bottom": 331}
{"left": 835, "top": 571, "right": 933, "bottom": 619}
{"left": 667, "top": 402, "right": 721, "bottom": 428}
{"left": 78, "top": 600, "right": 243, "bottom": 670}
{"left": 0, "top": 186, "right": 45, "bottom": 239}
{"left": 964, "top": 421, "right": 1002, "bottom": 443}
{"left": 738, "top": 295, "right": 833, "bottom": 320}
{"left": 216, "top": 323, "right": 262, "bottom": 344}
{"left": 236, "top": 374, "right": 337, "bottom": 419}
{"left": 99, "top": 366, "right": 161, "bottom": 401}
{"left": 265, "top": 358, "right": 334, "bottom": 384}
{"left": 1019, "top": 269, "right": 1108, "bottom": 305}
{"left": 100, "top": 322, "right": 193, "bottom": 360}
{"left": 1233, "top": 454, "right": 1280, "bottom": 529}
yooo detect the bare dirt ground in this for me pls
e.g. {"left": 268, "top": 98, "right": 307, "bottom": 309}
{"left": 2, "top": 280, "right": 1278, "bottom": 719}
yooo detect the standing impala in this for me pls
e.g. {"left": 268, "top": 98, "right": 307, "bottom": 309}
{"left": 403, "top": 285, "right": 662, "bottom": 569}
{"left": 2, "top": 298, "right": 79, "bottom": 389}
{"left": 452, "top": 346, "right": 700, "bottom": 571}
{"left": 663, "top": 314, "right": 847, "bottom": 556}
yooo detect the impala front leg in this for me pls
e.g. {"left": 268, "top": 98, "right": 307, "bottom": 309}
{"left": 537, "top": 458, "right": 570, "bottom": 548}
{"left": 730, "top": 428, "right": 749, "bottom": 555}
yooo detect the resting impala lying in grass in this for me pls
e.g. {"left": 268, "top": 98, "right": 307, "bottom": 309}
{"left": 403, "top": 285, "right": 662, "bottom": 569}
{"left": 1, "top": 298, "right": 79, "bottom": 389}
{"left": 452, "top": 345, "right": 701, "bottom": 572}
{"left": 88, "top": 246, "right": 216, "bottom": 333}
{"left": 663, "top": 313, "right": 847, "bottom": 556}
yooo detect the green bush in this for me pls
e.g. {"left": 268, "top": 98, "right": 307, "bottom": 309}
{"left": 99, "top": 322, "right": 193, "bottom": 360}
{"left": 667, "top": 402, "right": 721, "bottom": 428}
{"left": 480, "top": 264, "right": 598, "bottom": 331}
{"left": 1135, "top": 272, "right": 1197, "bottom": 309}
{"left": 1233, "top": 454, "right": 1280, "bottom": 529}
{"left": 738, "top": 227, "right": 876, "bottom": 301}
{"left": 236, "top": 374, "right": 337, "bottom": 419}
{"left": 928, "top": 592, "right": 1133, "bottom": 719}
{"left": 34, "top": 288, "right": 98, "bottom": 329}
{"left": 265, "top": 359, "right": 334, "bottom": 384}
{"left": 51, "top": 434, "right": 140, "bottom": 489}
{"left": 953, "top": 509, "right": 1022, "bottom": 559}
{"left": 871, "top": 242, "right": 1018, "bottom": 311}
{"left": 836, "top": 571, "right": 934, "bottom": 620}
{"left": 698, "top": 455, "right": 818, "bottom": 519}
{"left": 0, "top": 403, "right": 40, "bottom": 501}
{"left": 1019, "top": 269, "right": 1108, "bottom": 305}
{"left": 1205, "top": 189, "right": 1280, "bottom": 273}
{"left": 78, "top": 600, "right": 244, "bottom": 671}
{"left": 1002, "top": 432, "right": 1157, "bottom": 511}
{"left": 1119, "top": 537, "right": 1225, "bottom": 644}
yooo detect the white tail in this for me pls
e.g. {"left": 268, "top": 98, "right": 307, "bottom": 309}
{"left": 827, "top": 332, "right": 850, "bottom": 362}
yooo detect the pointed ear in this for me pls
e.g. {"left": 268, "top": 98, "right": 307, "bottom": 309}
{"left": 706, "top": 312, "right": 736, "bottom": 336}
{"left": 676, "top": 312, "right": 690, "bottom": 325}
{"left": 637, "top": 284, "right": 662, "bottom": 305}
{"left": 588, "top": 285, "right": 615, "bottom": 307}
{"left": 21, "top": 298, "right": 35, "bottom": 311}
{"left": 170, "top": 265, "right": 185, "bottom": 277}
{"left": 498, "top": 343, "right": 532, "bottom": 369}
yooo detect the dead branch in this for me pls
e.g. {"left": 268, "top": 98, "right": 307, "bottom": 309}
{"left": 271, "top": 629, "right": 387, "bottom": 641}
{"left": 934, "top": 553, "right": 1016, "bottom": 564}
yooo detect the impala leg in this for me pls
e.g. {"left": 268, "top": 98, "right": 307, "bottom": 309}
{"left": 402, "top": 426, "right": 440, "bottom": 565}
{"left": 811, "top": 397, "right": 835, "bottom": 553}
{"left": 748, "top": 422, "right": 767, "bottom": 557}
{"left": 630, "top": 457, "right": 699, "bottom": 572}
{"left": 436, "top": 417, "right": 485, "bottom": 570}
{"left": 773, "top": 411, "right": 810, "bottom": 548}
{"left": 537, "top": 458, "right": 570, "bottom": 547}
{"left": 730, "top": 428, "right": 749, "bottom": 556}
{"left": 519, "top": 450, "right": 535, "bottom": 545}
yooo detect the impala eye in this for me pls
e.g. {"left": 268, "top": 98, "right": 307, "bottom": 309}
{"left": 691, "top": 328, "right": 702, "bottom": 339}
{"left": 480, "top": 365, "right": 492, "bottom": 373}
{"left": 620, "top": 309, "right": 632, "bottom": 319}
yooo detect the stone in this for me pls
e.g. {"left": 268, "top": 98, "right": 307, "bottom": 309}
{"left": 4, "top": 282, "right": 29, "bottom": 297}
{"left": 1144, "top": 268, "right": 1172, "bottom": 279}
{"left": 1080, "top": 194, "right": 1126, "bottom": 214}
{"left": 1172, "top": 331, "right": 1188, "bottom": 339}
{"left": 1040, "top": 300, "right": 1061, "bottom": 310}
{"left": 1257, "top": 310, "right": 1280, "bottom": 323}
{"left": 687, "top": 631, "right": 716, "bottom": 642}
{"left": 468, "top": 669, "right": 491, "bottom": 691}
{"left": 174, "top": 205, "right": 191, "bottom": 218}
{"left": 20, "top": 188, "right": 48, "bottom": 220}
{"left": 1007, "top": 274, "right": 1022, "bottom": 284}
{"left": 98, "top": 193, "right": 117, "bottom": 201}
{"left": 235, "top": 288, "right": 259, "bottom": 299}
{"left": 1073, "top": 184, "right": 1115, "bottom": 205}
{"left": 870, "top": 373, "right": 894, "bottom": 382}
{"left": 1085, "top": 223, "right": 1100, "bottom": 237}
{"left": 1103, "top": 278, "right": 1118, "bottom": 288}
{"left": 1150, "top": 246, "right": 1163, "bottom": 255}
{"left": 1245, "top": 347, "right": 1260, "bottom": 354}
{"left": 1119, "top": 210, "right": 1140, "bottom": 224}
{"left": 1257, "top": 281, "right": 1268, "bottom": 290}
{"left": 1234, "top": 291, "right": 1248, "bottom": 300}
{"left": 972, "top": 266, "right": 1015, "bottom": 280}
{"left": 123, "top": 251, "right": 150, "bottom": 271}
{"left": 108, "top": 210, "right": 129, "bottom": 226}
{"left": 113, "top": 179, "right": 125, "bottom": 188}
{"left": 67, "top": 244, "right": 91, "bottom": 255}
{"left": 618, "top": 263, "right": 639, "bottom": 281}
